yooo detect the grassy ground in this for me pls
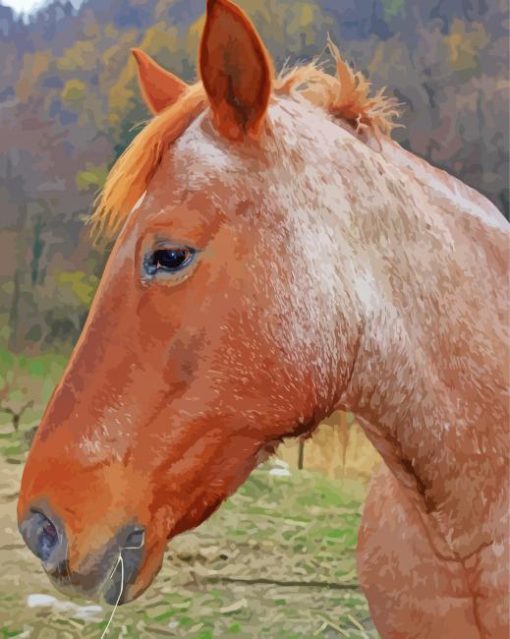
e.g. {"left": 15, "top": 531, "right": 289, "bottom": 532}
{"left": 0, "top": 438, "right": 378, "bottom": 639}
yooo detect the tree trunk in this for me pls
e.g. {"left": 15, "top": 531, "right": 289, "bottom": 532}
{"left": 8, "top": 269, "right": 21, "bottom": 353}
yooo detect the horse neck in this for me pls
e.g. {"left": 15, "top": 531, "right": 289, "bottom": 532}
{"left": 321, "top": 126, "right": 510, "bottom": 557}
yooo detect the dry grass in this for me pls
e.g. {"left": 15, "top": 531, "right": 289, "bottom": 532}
{"left": 278, "top": 412, "right": 381, "bottom": 481}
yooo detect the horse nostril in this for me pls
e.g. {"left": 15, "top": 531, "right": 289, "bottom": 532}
{"left": 20, "top": 511, "right": 61, "bottom": 563}
{"left": 124, "top": 527, "right": 145, "bottom": 549}
{"left": 39, "top": 519, "right": 59, "bottom": 560}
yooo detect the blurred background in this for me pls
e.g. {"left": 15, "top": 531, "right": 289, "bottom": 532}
{"left": 0, "top": 1, "right": 508, "bottom": 637}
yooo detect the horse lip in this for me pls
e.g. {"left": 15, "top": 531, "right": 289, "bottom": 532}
{"left": 102, "top": 553, "right": 135, "bottom": 605}
{"left": 101, "top": 531, "right": 146, "bottom": 606}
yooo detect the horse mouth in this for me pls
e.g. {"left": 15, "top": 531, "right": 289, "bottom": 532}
{"left": 40, "top": 527, "right": 147, "bottom": 606}
{"left": 102, "top": 544, "right": 145, "bottom": 606}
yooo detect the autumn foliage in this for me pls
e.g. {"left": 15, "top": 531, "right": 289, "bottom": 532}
{"left": 0, "top": 0, "right": 508, "bottom": 353}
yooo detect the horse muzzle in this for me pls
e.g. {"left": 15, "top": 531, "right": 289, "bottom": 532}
{"left": 18, "top": 505, "right": 145, "bottom": 605}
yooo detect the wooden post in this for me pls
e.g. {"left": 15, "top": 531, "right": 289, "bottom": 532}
{"left": 297, "top": 439, "right": 305, "bottom": 470}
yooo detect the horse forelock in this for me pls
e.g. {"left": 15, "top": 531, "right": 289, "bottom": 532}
{"left": 91, "top": 44, "right": 400, "bottom": 240}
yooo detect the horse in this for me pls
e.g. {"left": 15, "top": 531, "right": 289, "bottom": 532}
{"left": 17, "top": 1, "right": 509, "bottom": 637}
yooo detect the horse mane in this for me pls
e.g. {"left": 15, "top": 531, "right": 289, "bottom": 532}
{"left": 92, "top": 40, "right": 400, "bottom": 239}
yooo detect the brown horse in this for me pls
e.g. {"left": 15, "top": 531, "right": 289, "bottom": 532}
{"left": 17, "top": 1, "right": 509, "bottom": 637}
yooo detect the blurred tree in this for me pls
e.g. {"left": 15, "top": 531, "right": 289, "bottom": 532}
{"left": 445, "top": 19, "right": 489, "bottom": 75}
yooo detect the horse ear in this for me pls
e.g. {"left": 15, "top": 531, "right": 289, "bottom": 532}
{"left": 132, "top": 48, "right": 187, "bottom": 114}
{"left": 199, "top": 0, "right": 273, "bottom": 140}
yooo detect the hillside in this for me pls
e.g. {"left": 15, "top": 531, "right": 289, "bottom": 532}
{"left": 0, "top": 0, "right": 508, "bottom": 352}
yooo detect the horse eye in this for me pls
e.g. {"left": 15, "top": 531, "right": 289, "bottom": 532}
{"left": 144, "top": 247, "right": 196, "bottom": 277}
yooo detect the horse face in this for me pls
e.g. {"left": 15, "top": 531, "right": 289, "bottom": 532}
{"left": 18, "top": 0, "right": 341, "bottom": 604}
{"left": 17, "top": 118, "right": 326, "bottom": 604}
{"left": 17, "top": 169, "right": 310, "bottom": 602}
